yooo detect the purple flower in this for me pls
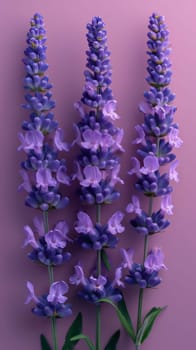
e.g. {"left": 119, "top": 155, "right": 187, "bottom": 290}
{"left": 23, "top": 225, "right": 39, "bottom": 249}
{"left": 74, "top": 101, "right": 85, "bottom": 118}
{"left": 89, "top": 275, "right": 107, "bottom": 292}
{"left": 139, "top": 101, "right": 153, "bottom": 114}
{"left": 56, "top": 165, "right": 70, "bottom": 185}
{"left": 126, "top": 195, "right": 142, "bottom": 215}
{"left": 47, "top": 281, "right": 68, "bottom": 304}
{"left": 18, "top": 130, "right": 44, "bottom": 154}
{"left": 75, "top": 211, "right": 95, "bottom": 234}
{"left": 103, "top": 100, "right": 119, "bottom": 121}
{"left": 161, "top": 194, "right": 173, "bottom": 215}
{"left": 80, "top": 165, "right": 102, "bottom": 188}
{"left": 128, "top": 157, "right": 141, "bottom": 176}
{"left": 132, "top": 125, "right": 146, "bottom": 145}
{"left": 25, "top": 281, "right": 39, "bottom": 304}
{"left": 107, "top": 211, "right": 124, "bottom": 235}
{"left": 112, "top": 267, "right": 124, "bottom": 288}
{"left": 168, "top": 127, "right": 183, "bottom": 148}
{"left": 169, "top": 160, "right": 179, "bottom": 182}
{"left": 36, "top": 168, "right": 57, "bottom": 191}
{"left": 109, "top": 164, "right": 124, "bottom": 187}
{"left": 54, "top": 128, "right": 69, "bottom": 152}
{"left": 25, "top": 279, "right": 72, "bottom": 318}
{"left": 23, "top": 218, "right": 71, "bottom": 266}
{"left": 73, "top": 16, "right": 123, "bottom": 205}
{"left": 18, "top": 170, "right": 31, "bottom": 192}
{"left": 112, "top": 129, "right": 125, "bottom": 152}
{"left": 140, "top": 155, "right": 159, "bottom": 175}
{"left": 144, "top": 248, "right": 167, "bottom": 273}
{"left": 45, "top": 229, "right": 66, "bottom": 249}
{"left": 19, "top": 13, "right": 70, "bottom": 211}
{"left": 121, "top": 248, "right": 134, "bottom": 270}
{"left": 81, "top": 129, "right": 102, "bottom": 151}
{"left": 69, "top": 265, "right": 86, "bottom": 286}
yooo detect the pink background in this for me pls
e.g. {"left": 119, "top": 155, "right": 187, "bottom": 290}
{"left": 1, "top": 0, "right": 195, "bottom": 349}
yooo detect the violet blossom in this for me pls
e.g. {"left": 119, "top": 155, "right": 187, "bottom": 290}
{"left": 75, "top": 210, "right": 124, "bottom": 250}
{"left": 25, "top": 281, "right": 72, "bottom": 318}
{"left": 121, "top": 13, "right": 182, "bottom": 349}
{"left": 126, "top": 13, "right": 182, "bottom": 244}
{"left": 23, "top": 217, "right": 71, "bottom": 265}
{"left": 70, "top": 265, "right": 122, "bottom": 303}
{"left": 18, "top": 13, "right": 70, "bottom": 211}
{"left": 73, "top": 16, "right": 124, "bottom": 205}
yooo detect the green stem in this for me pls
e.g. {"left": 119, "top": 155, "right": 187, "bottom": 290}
{"left": 136, "top": 288, "right": 144, "bottom": 332}
{"left": 136, "top": 345, "right": 140, "bottom": 350}
{"left": 136, "top": 196, "right": 153, "bottom": 333}
{"left": 96, "top": 304, "right": 101, "bottom": 350}
{"left": 51, "top": 317, "right": 58, "bottom": 350}
{"left": 96, "top": 204, "right": 102, "bottom": 350}
{"left": 43, "top": 210, "right": 49, "bottom": 233}
{"left": 42, "top": 211, "right": 58, "bottom": 350}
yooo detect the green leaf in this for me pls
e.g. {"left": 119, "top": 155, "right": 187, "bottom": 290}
{"left": 62, "top": 312, "right": 82, "bottom": 350}
{"left": 101, "top": 249, "right": 111, "bottom": 271}
{"left": 99, "top": 298, "right": 136, "bottom": 342}
{"left": 70, "top": 334, "right": 95, "bottom": 350}
{"left": 118, "top": 295, "right": 134, "bottom": 330}
{"left": 40, "top": 334, "right": 52, "bottom": 350}
{"left": 136, "top": 306, "right": 166, "bottom": 345}
{"left": 104, "top": 330, "right": 120, "bottom": 350}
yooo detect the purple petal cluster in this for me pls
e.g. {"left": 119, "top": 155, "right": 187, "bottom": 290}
{"left": 127, "top": 13, "right": 182, "bottom": 234}
{"left": 25, "top": 281, "right": 72, "bottom": 318}
{"left": 70, "top": 265, "right": 122, "bottom": 303}
{"left": 75, "top": 211, "right": 124, "bottom": 249}
{"left": 122, "top": 248, "right": 166, "bottom": 288}
{"left": 18, "top": 13, "right": 70, "bottom": 211}
{"left": 23, "top": 217, "right": 71, "bottom": 266}
{"left": 73, "top": 16, "right": 124, "bottom": 204}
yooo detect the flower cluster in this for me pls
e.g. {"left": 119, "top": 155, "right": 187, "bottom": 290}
{"left": 121, "top": 248, "right": 166, "bottom": 288}
{"left": 18, "top": 13, "right": 70, "bottom": 211}
{"left": 20, "top": 13, "right": 72, "bottom": 323}
{"left": 73, "top": 16, "right": 124, "bottom": 205}
{"left": 127, "top": 13, "right": 182, "bottom": 239}
{"left": 25, "top": 281, "right": 72, "bottom": 318}
{"left": 75, "top": 210, "right": 124, "bottom": 250}
{"left": 70, "top": 265, "right": 123, "bottom": 303}
{"left": 125, "top": 13, "right": 182, "bottom": 294}
{"left": 23, "top": 216, "right": 71, "bottom": 266}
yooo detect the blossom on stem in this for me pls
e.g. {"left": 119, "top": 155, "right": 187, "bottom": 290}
{"left": 25, "top": 281, "right": 72, "bottom": 318}
{"left": 127, "top": 13, "right": 182, "bottom": 233}
{"left": 123, "top": 248, "right": 166, "bottom": 288}
{"left": 73, "top": 16, "right": 124, "bottom": 205}
{"left": 70, "top": 264, "right": 122, "bottom": 303}
{"left": 19, "top": 13, "right": 70, "bottom": 211}
{"left": 75, "top": 211, "right": 124, "bottom": 250}
{"left": 23, "top": 217, "right": 71, "bottom": 265}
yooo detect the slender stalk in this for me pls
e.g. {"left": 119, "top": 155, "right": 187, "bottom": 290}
{"left": 136, "top": 345, "right": 140, "bottom": 350}
{"left": 136, "top": 288, "right": 144, "bottom": 332}
{"left": 96, "top": 204, "right": 102, "bottom": 350}
{"left": 51, "top": 317, "right": 58, "bottom": 350}
{"left": 42, "top": 211, "right": 58, "bottom": 350}
{"left": 136, "top": 196, "right": 153, "bottom": 333}
{"left": 96, "top": 304, "right": 101, "bottom": 350}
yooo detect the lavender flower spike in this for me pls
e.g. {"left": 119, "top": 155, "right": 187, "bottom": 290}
{"left": 123, "top": 13, "right": 182, "bottom": 349}
{"left": 19, "top": 13, "right": 70, "bottom": 211}
{"left": 73, "top": 16, "right": 124, "bottom": 205}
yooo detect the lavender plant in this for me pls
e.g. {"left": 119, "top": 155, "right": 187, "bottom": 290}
{"left": 70, "top": 16, "right": 124, "bottom": 350}
{"left": 102, "top": 13, "right": 182, "bottom": 350}
{"left": 18, "top": 13, "right": 82, "bottom": 350}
